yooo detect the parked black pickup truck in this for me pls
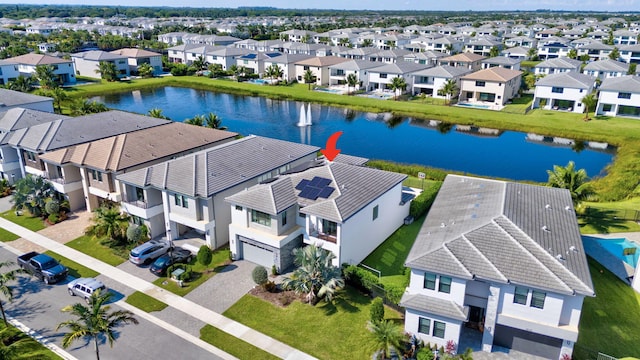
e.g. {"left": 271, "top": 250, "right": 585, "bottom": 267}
{"left": 17, "top": 252, "right": 68, "bottom": 284}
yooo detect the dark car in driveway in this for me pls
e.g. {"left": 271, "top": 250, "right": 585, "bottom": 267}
{"left": 149, "top": 247, "right": 193, "bottom": 276}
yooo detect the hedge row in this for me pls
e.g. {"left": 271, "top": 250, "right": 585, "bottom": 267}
{"left": 342, "top": 264, "right": 408, "bottom": 305}
{"left": 367, "top": 160, "right": 448, "bottom": 181}
{"left": 409, "top": 182, "right": 442, "bottom": 218}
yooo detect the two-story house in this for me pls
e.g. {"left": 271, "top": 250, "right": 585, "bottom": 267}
{"left": 533, "top": 58, "right": 582, "bottom": 75}
{"left": 411, "top": 65, "right": 472, "bottom": 98}
{"left": 582, "top": 59, "right": 629, "bottom": 81}
{"left": 438, "top": 53, "right": 485, "bottom": 71}
{"left": 367, "top": 61, "right": 431, "bottom": 93}
{"left": 402, "top": 175, "right": 594, "bottom": 359}
{"left": 294, "top": 56, "right": 350, "bottom": 86}
{"left": 5, "top": 53, "right": 76, "bottom": 84}
{"left": 116, "top": 136, "right": 320, "bottom": 249}
{"left": 71, "top": 50, "right": 130, "bottom": 79}
{"left": 264, "top": 54, "right": 314, "bottom": 82}
{"left": 109, "top": 48, "right": 162, "bottom": 76}
{"left": 0, "top": 60, "right": 20, "bottom": 85}
{"left": 225, "top": 159, "right": 408, "bottom": 271}
{"left": 458, "top": 67, "right": 523, "bottom": 109}
{"left": 533, "top": 72, "right": 596, "bottom": 113}
{"left": 328, "top": 59, "right": 381, "bottom": 90}
{"left": 596, "top": 75, "right": 640, "bottom": 118}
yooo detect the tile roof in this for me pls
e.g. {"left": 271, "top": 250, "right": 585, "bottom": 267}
{"left": 405, "top": 174, "right": 594, "bottom": 296}
{"left": 440, "top": 52, "right": 486, "bottom": 63}
{"left": 267, "top": 53, "right": 315, "bottom": 64}
{"left": 369, "top": 61, "right": 432, "bottom": 74}
{"left": 461, "top": 67, "right": 523, "bottom": 82}
{"left": 332, "top": 153, "right": 369, "bottom": 166}
{"left": 110, "top": 48, "right": 161, "bottom": 58}
{"left": 0, "top": 89, "right": 53, "bottom": 107}
{"left": 535, "top": 58, "right": 582, "bottom": 69}
{"left": 400, "top": 293, "right": 469, "bottom": 321}
{"left": 328, "top": 59, "right": 382, "bottom": 71}
{"left": 0, "top": 108, "right": 67, "bottom": 133}
{"left": 225, "top": 177, "right": 298, "bottom": 215}
{"left": 38, "top": 122, "right": 237, "bottom": 171}
{"left": 294, "top": 56, "right": 350, "bottom": 67}
{"left": 412, "top": 65, "right": 472, "bottom": 78}
{"left": 599, "top": 75, "right": 640, "bottom": 93}
{"left": 5, "top": 53, "right": 71, "bottom": 65}
{"left": 583, "top": 59, "right": 629, "bottom": 72}
{"left": 535, "top": 72, "right": 596, "bottom": 89}
{"left": 71, "top": 50, "right": 127, "bottom": 61}
{"left": 481, "top": 56, "right": 521, "bottom": 65}
{"left": 8, "top": 110, "right": 170, "bottom": 152}
{"left": 117, "top": 136, "right": 319, "bottom": 198}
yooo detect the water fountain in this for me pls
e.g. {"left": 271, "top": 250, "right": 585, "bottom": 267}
{"left": 297, "top": 104, "right": 312, "bottom": 126}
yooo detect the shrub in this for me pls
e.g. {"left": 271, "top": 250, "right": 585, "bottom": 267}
{"left": 47, "top": 213, "right": 59, "bottom": 224}
{"left": 126, "top": 224, "right": 143, "bottom": 243}
{"left": 264, "top": 280, "right": 277, "bottom": 292}
{"left": 416, "top": 348, "right": 434, "bottom": 360}
{"left": 370, "top": 297, "right": 384, "bottom": 323}
{"left": 197, "top": 245, "right": 212, "bottom": 265}
{"left": 271, "top": 264, "right": 278, "bottom": 276}
{"left": 410, "top": 182, "right": 442, "bottom": 218}
{"left": 384, "top": 285, "right": 405, "bottom": 305}
{"left": 343, "top": 264, "right": 381, "bottom": 293}
{"left": 252, "top": 265, "right": 268, "bottom": 286}
{"left": 44, "top": 199, "right": 59, "bottom": 215}
{"left": 366, "top": 160, "right": 447, "bottom": 181}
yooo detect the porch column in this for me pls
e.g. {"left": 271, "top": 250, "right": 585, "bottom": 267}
{"left": 79, "top": 167, "right": 93, "bottom": 211}
{"left": 481, "top": 284, "right": 500, "bottom": 352}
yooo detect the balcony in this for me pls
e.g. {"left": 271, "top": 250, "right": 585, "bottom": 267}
{"left": 309, "top": 229, "right": 337, "bottom": 244}
{"left": 43, "top": 172, "right": 83, "bottom": 193}
{"left": 121, "top": 197, "right": 163, "bottom": 219}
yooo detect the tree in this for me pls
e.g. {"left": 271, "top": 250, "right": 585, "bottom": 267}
{"left": 7, "top": 75, "right": 34, "bottom": 93}
{"left": 184, "top": 114, "right": 205, "bottom": 126}
{"left": 282, "top": 244, "right": 344, "bottom": 304}
{"left": 96, "top": 61, "right": 118, "bottom": 82}
{"left": 70, "top": 98, "right": 108, "bottom": 116}
{"left": 346, "top": 73, "right": 358, "bottom": 95}
{"left": 338, "top": 37, "right": 351, "bottom": 47}
{"left": 204, "top": 113, "right": 227, "bottom": 130}
{"left": 303, "top": 69, "right": 315, "bottom": 90}
{"left": 527, "top": 47, "right": 538, "bottom": 61}
{"left": 370, "top": 297, "right": 384, "bottom": 324}
{"left": 608, "top": 47, "right": 620, "bottom": 60}
{"left": 627, "top": 63, "right": 637, "bottom": 75}
{"left": 581, "top": 92, "right": 597, "bottom": 121}
{"left": 264, "top": 64, "right": 283, "bottom": 84}
{"left": 567, "top": 49, "right": 578, "bottom": 59}
{"left": 12, "top": 175, "right": 61, "bottom": 217}
{"left": 192, "top": 55, "right": 207, "bottom": 71}
{"left": 35, "top": 87, "right": 68, "bottom": 114}
{"left": 367, "top": 320, "right": 404, "bottom": 360}
{"left": 439, "top": 79, "right": 459, "bottom": 105}
{"left": 389, "top": 76, "right": 407, "bottom": 100}
{"left": 147, "top": 108, "right": 170, "bottom": 120}
{"left": 85, "top": 205, "right": 130, "bottom": 245}
{"left": 252, "top": 266, "right": 268, "bottom": 287}
{"left": 361, "top": 38, "right": 374, "bottom": 48}
{"left": 546, "top": 161, "right": 594, "bottom": 205}
{"left": 0, "top": 261, "right": 25, "bottom": 326}
{"left": 137, "top": 63, "right": 154, "bottom": 78}
{"left": 34, "top": 64, "right": 59, "bottom": 89}
{"left": 56, "top": 289, "right": 138, "bottom": 360}
{"left": 489, "top": 46, "right": 500, "bottom": 58}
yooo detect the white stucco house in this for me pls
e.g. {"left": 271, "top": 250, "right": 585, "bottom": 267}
{"left": 401, "top": 175, "right": 594, "bottom": 359}
{"left": 71, "top": 50, "right": 130, "bottom": 79}
{"left": 5, "top": 53, "right": 76, "bottom": 84}
{"left": 532, "top": 72, "right": 596, "bottom": 113}
{"left": 411, "top": 65, "right": 472, "bottom": 98}
{"left": 533, "top": 58, "right": 583, "bottom": 75}
{"left": 458, "top": 67, "right": 523, "bottom": 109}
{"left": 582, "top": 59, "right": 629, "bottom": 81}
{"left": 596, "top": 76, "right": 640, "bottom": 118}
{"left": 225, "top": 158, "right": 409, "bottom": 271}
{"left": 0, "top": 60, "right": 20, "bottom": 86}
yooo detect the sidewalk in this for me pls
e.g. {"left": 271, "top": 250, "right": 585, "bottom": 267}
{"left": 0, "top": 217, "right": 317, "bottom": 360}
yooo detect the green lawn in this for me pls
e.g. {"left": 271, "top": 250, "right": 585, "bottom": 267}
{"left": 125, "top": 291, "right": 168, "bottom": 312}
{"left": 0, "top": 323, "right": 61, "bottom": 359}
{"left": 403, "top": 177, "right": 438, "bottom": 190}
{"left": 65, "top": 235, "right": 128, "bottom": 266}
{"left": 43, "top": 251, "right": 99, "bottom": 279}
{"left": 585, "top": 198, "right": 640, "bottom": 211}
{"left": 1, "top": 210, "right": 46, "bottom": 232}
{"left": 0, "top": 227, "right": 19, "bottom": 242}
{"left": 200, "top": 325, "right": 280, "bottom": 360}
{"left": 224, "top": 287, "right": 378, "bottom": 360}
{"left": 152, "top": 249, "right": 231, "bottom": 296}
{"left": 575, "top": 257, "right": 640, "bottom": 359}
{"left": 361, "top": 214, "right": 427, "bottom": 288}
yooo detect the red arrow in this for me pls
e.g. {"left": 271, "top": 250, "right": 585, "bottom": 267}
{"left": 320, "top": 131, "right": 343, "bottom": 162}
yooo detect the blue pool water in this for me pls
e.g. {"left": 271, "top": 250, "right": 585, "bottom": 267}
{"left": 596, "top": 238, "right": 640, "bottom": 268}
{"left": 457, "top": 103, "right": 490, "bottom": 109}
{"left": 248, "top": 79, "right": 269, "bottom": 85}
{"left": 315, "top": 88, "right": 342, "bottom": 94}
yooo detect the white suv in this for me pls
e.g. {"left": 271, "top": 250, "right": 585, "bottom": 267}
{"left": 129, "top": 240, "right": 171, "bottom": 265}
{"left": 67, "top": 278, "right": 107, "bottom": 303}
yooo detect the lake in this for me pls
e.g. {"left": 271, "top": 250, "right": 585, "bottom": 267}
{"left": 94, "top": 86, "right": 615, "bottom": 182}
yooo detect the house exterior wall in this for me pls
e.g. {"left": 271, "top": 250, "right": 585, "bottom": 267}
{"left": 412, "top": 76, "right": 454, "bottom": 97}
{"left": 0, "top": 146, "right": 21, "bottom": 184}
{"left": 533, "top": 85, "right": 590, "bottom": 113}
{"left": 294, "top": 64, "right": 326, "bottom": 86}
{"left": 72, "top": 57, "right": 129, "bottom": 79}
{"left": 408, "top": 269, "right": 467, "bottom": 303}
{"left": 404, "top": 309, "right": 464, "bottom": 349}
{"left": 18, "top": 62, "right": 76, "bottom": 84}
{"left": 0, "top": 63, "right": 20, "bottom": 85}
{"left": 597, "top": 89, "right": 640, "bottom": 117}
{"left": 460, "top": 76, "right": 521, "bottom": 106}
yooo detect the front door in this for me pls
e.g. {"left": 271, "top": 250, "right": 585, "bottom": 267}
{"left": 468, "top": 306, "right": 485, "bottom": 330}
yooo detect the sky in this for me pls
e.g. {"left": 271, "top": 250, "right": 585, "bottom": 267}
{"left": 0, "top": 0, "right": 637, "bottom": 12}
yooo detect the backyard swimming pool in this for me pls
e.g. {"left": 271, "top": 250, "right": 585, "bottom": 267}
{"left": 457, "top": 102, "right": 491, "bottom": 109}
{"left": 596, "top": 238, "right": 639, "bottom": 268}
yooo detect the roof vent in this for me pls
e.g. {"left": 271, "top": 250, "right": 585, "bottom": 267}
{"left": 556, "top": 254, "right": 566, "bottom": 261}
{"left": 545, "top": 204, "right": 551, "bottom": 210}
{"left": 440, "top": 222, "right": 446, "bottom": 228}
{"left": 565, "top": 205, "right": 572, "bottom": 211}
{"left": 542, "top": 225, "right": 550, "bottom": 232}
{"left": 569, "top": 245, "right": 578, "bottom": 252}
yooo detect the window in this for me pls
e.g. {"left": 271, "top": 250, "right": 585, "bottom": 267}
{"left": 174, "top": 194, "right": 188, "bottom": 208}
{"left": 90, "top": 169, "right": 103, "bottom": 182}
{"left": 281, "top": 211, "right": 287, "bottom": 226}
{"left": 418, "top": 318, "right": 430, "bottom": 334}
{"left": 135, "top": 187, "right": 144, "bottom": 201}
{"left": 235, "top": 205, "right": 243, "bottom": 211}
{"left": 423, "top": 273, "right": 436, "bottom": 290}
{"left": 380, "top": 73, "right": 388, "bottom": 78}
{"left": 432, "top": 321, "right": 446, "bottom": 338}
{"left": 303, "top": 66, "right": 310, "bottom": 70}
{"left": 372, "top": 205, "right": 379, "bottom": 221}
{"left": 25, "top": 151, "right": 36, "bottom": 162}
{"left": 258, "top": 173, "right": 272, "bottom": 183}
{"left": 602, "top": 104, "right": 612, "bottom": 112}
{"left": 438, "top": 276, "right": 452, "bottom": 293}
{"left": 251, "top": 209, "right": 271, "bottom": 226}
{"left": 321, "top": 219, "right": 337, "bottom": 237}
{"left": 514, "top": 286, "right": 528, "bottom": 305}
{"left": 531, "top": 290, "right": 546, "bottom": 309}
{"left": 618, "top": 92, "right": 632, "bottom": 99}
{"left": 475, "top": 81, "right": 486, "bottom": 87}
{"left": 551, "top": 87, "right": 564, "bottom": 93}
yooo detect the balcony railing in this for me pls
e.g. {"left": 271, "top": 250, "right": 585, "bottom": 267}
{"left": 309, "top": 230, "right": 337, "bottom": 244}
{"left": 123, "top": 198, "right": 152, "bottom": 209}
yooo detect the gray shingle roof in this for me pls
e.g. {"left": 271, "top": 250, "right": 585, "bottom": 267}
{"left": 0, "top": 89, "right": 53, "bottom": 107}
{"left": 332, "top": 153, "right": 369, "bottom": 166}
{"left": 8, "top": 110, "right": 170, "bottom": 152}
{"left": 535, "top": 72, "right": 596, "bottom": 89}
{"left": 328, "top": 59, "right": 382, "bottom": 71}
{"left": 400, "top": 293, "right": 469, "bottom": 321}
{"left": 0, "top": 108, "right": 68, "bottom": 133}
{"left": 481, "top": 56, "right": 521, "bottom": 66}
{"left": 412, "top": 65, "right": 472, "bottom": 78}
{"left": 117, "top": 136, "right": 319, "bottom": 198}
{"left": 583, "top": 59, "right": 628, "bottom": 72}
{"left": 369, "top": 61, "right": 432, "bottom": 75}
{"left": 226, "top": 177, "right": 297, "bottom": 215}
{"left": 535, "top": 58, "right": 582, "bottom": 69}
{"left": 71, "top": 50, "right": 127, "bottom": 61}
{"left": 599, "top": 75, "right": 640, "bottom": 93}
{"left": 406, "top": 174, "right": 594, "bottom": 296}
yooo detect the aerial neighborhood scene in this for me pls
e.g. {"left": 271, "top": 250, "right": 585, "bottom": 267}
{"left": 0, "top": 0, "right": 639, "bottom": 359}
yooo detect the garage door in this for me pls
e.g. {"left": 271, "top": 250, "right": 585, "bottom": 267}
{"left": 494, "top": 325, "right": 562, "bottom": 359}
{"left": 241, "top": 242, "right": 274, "bottom": 268}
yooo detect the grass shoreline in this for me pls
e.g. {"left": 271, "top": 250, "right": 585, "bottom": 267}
{"left": 66, "top": 76, "right": 640, "bottom": 201}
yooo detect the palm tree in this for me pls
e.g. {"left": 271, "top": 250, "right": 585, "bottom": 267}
{"left": 265, "top": 64, "right": 283, "bottom": 84}
{"left": 361, "top": 38, "right": 374, "bottom": 48}
{"left": 85, "top": 205, "right": 130, "bottom": 245}
{"left": 389, "top": 76, "right": 406, "bottom": 100}
{"left": 581, "top": 92, "right": 597, "bottom": 121}
{"left": 137, "top": 63, "right": 154, "bottom": 78}
{"left": 282, "top": 244, "right": 344, "bottom": 304}
{"left": 96, "top": 61, "right": 118, "bottom": 82}
{"left": 546, "top": 161, "right": 594, "bottom": 205}
{"left": 204, "top": 113, "right": 227, "bottom": 130}
{"left": 70, "top": 98, "right": 108, "bottom": 116}
{"left": 627, "top": 63, "right": 637, "bottom": 75}
{"left": 184, "top": 114, "right": 205, "bottom": 126}
{"left": 439, "top": 79, "right": 459, "bottom": 105}
{"left": 609, "top": 47, "right": 620, "bottom": 61}
{"left": 192, "top": 55, "right": 207, "bottom": 71}
{"left": 12, "top": 175, "right": 61, "bottom": 217}
{"left": 147, "top": 108, "right": 170, "bottom": 120}
{"left": 0, "top": 325, "right": 38, "bottom": 359}
{"left": 35, "top": 64, "right": 59, "bottom": 89}
{"left": 489, "top": 46, "right": 500, "bottom": 58}
{"left": 7, "top": 75, "right": 34, "bottom": 93}
{"left": 367, "top": 320, "right": 404, "bottom": 360}
{"left": 57, "top": 289, "right": 138, "bottom": 360}
{"left": 0, "top": 261, "right": 25, "bottom": 326}
{"left": 303, "top": 69, "right": 316, "bottom": 90}
{"left": 527, "top": 47, "right": 538, "bottom": 61}
{"left": 567, "top": 49, "right": 578, "bottom": 59}
{"left": 35, "top": 87, "right": 68, "bottom": 114}
{"left": 346, "top": 73, "right": 358, "bottom": 95}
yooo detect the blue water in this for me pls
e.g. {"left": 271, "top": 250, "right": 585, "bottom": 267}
{"left": 596, "top": 238, "right": 639, "bottom": 268}
{"left": 94, "top": 86, "right": 614, "bottom": 182}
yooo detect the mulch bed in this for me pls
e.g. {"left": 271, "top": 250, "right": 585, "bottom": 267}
{"left": 248, "top": 285, "right": 308, "bottom": 308}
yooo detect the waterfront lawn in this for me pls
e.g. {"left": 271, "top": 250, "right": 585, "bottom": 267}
{"left": 152, "top": 248, "right": 230, "bottom": 296}
{"left": 125, "top": 291, "right": 168, "bottom": 312}
{"left": 200, "top": 325, "right": 280, "bottom": 360}
{"left": 43, "top": 251, "right": 99, "bottom": 278}
{"left": 1, "top": 210, "right": 46, "bottom": 232}
{"left": 224, "top": 287, "right": 375, "bottom": 360}
{"left": 65, "top": 235, "right": 129, "bottom": 266}
{"left": 575, "top": 257, "right": 640, "bottom": 359}
{"left": 578, "top": 217, "right": 640, "bottom": 234}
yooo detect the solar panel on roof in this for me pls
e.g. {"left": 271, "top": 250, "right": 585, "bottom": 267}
{"left": 318, "top": 186, "right": 335, "bottom": 199}
{"left": 295, "top": 179, "right": 310, "bottom": 190}
{"left": 300, "top": 186, "right": 321, "bottom": 200}
{"left": 315, "top": 178, "right": 331, "bottom": 188}
{"left": 309, "top": 177, "right": 322, "bottom": 187}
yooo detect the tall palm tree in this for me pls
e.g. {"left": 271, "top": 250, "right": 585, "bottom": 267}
{"left": 489, "top": 46, "right": 500, "bottom": 58}
{"left": 361, "top": 38, "right": 374, "bottom": 48}
{"left": 265, "top": 64, "right": 283, "bottom": 84}
{"left": 184, "top": 114, "right": 205, "bottom": 126}
{"left": 439, "top": 79, "right": 459, "bottom": 105}
{"left": 57, "top": 289, "right": 138, "bottom": 360}
{"left": 96, "top": 61, "right": 118, "bottom": 82}
{"left": 35, "top": 64, "right": 59, "bottom": 89}
{"left": 204, "top": 113, "right": 227, "bottom": 130}
{"left": 389, "top": 76, "right": 407, "bottom": 100}
{"left": 0, "top": 325, "right": 38, "bottom": 359}
{"left": 282, "top": 244, "right": 344, "bottom": 304}
{"left": 0, "top": 261, "right": 25, "bottom": 326}
{"left": 192, "top": 55, "right": 207, "bottom": 71}
{"left": 367, "top": 320, "right": 404, "bottom": 360}
{"left": 7, "top": 75, "right": 34, "bottom": 93}
{"left": 35, "top": 87, "right": 68, "bottom": 114}
{"left": 147, "top": 108, "right": 170, "bottom": 120}
{"left": 581, "top": 92, "right": 597, "bottom": 121}
{"left": 346, "top": 73, "right": 358, "bottom": 95}
{"left": 303, "top": 69, "right": 316, "bottom": 90}
{"left": 70, "top": 98, "right": 108, "bottom": 116}
{"left": 136, "top": 63, "right": 154, "bottom": 78}
{"left": 546, "top": 161, "right": 594, "bottom": 204}
{"left": 85, "top": 205, "right": 130, "bottom": 245}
